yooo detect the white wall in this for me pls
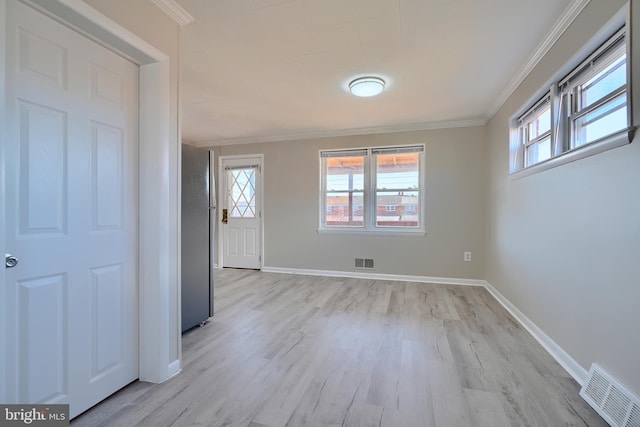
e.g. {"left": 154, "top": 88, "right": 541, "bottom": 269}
{"left": 213, "top": 126, "right": 487, "bottom": 280}
{"left": 485, "top": 0, "right": 640, "bottom": 395}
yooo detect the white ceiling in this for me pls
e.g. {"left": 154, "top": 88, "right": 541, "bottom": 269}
{"left": 176, "top": 0, "right": 576, "bottom": 145}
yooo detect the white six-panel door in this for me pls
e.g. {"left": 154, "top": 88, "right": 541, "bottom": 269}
{"left": 3, "top": 2, "right": 138, "bottom": 418}
{"left": 221, "top": 156, "right": 262, "bottom": 269}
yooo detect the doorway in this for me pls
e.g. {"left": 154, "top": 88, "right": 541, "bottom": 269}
{"left": 219, "top": 155, "right": 263, "bottom": 269}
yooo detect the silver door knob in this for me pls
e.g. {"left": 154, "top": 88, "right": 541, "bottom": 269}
{"left": 5, "top": 254, "right": 18, "bottom": 269}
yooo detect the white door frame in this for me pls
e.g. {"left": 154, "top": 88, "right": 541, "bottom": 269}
{"left": 218, "top": 154, "right": 264, "bottom": 270}
{"left": 0, "top": 0, "right": 181, "bottom": 400}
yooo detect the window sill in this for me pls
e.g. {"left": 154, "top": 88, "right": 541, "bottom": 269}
{"left": 317, "top": 228, "right": 426, "bottom": 237}
{"left": 509, "top": 127, "right": 635, "bottom": 180}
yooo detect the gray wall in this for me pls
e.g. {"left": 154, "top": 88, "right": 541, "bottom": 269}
{"left": 485, "top": 0, "right": 640, "bottom": 395}
{"left": 206, "top": 0, "right": 640, "bottom": 398}
{"left": 213, "top": 126, "right": 487, "bottom": 280}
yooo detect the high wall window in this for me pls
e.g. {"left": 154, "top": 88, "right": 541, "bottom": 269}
{"left": 511, "top": 27, "right": 632, "bottom": 174}
{"left": 320, "top": 145, "right": 425, "bottom": 234}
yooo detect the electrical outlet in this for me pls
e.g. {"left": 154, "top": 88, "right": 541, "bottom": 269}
{"left": 464, "top": 252, "right": 472, "bottom": 262}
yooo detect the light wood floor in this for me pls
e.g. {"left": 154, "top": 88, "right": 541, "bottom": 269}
{"left": 72, "top": 269, "right": 606, "bottom": 427}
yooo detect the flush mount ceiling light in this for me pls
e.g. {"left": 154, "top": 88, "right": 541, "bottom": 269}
{"left": 349, "top": 76, "right": 385, "bottom": 97}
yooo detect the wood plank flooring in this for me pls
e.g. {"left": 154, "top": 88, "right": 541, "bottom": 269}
{"left": 72, "top": 269, "right": 606, "bottom": 427}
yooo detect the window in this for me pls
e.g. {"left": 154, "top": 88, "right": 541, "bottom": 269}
{"left": 566, "top": 40, "right": 627, "bottom": 149}
{"left": 322, "top": 149, "right": 365, "bottom": 227}
{"left": 320, "top": 145, "right": 424, "bottom": 234}
{"left": 518, "top": 95, "right": 552, "bottom": 167}
{"left": 227, "top": 167, "right": 256, "bottom": 218}
{"left": 511, "top": 26, "right": 631, "bottom": 174}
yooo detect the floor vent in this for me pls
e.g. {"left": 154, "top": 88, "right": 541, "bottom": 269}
{"left": 580, "top": 364, "right": 640, "bottom": 427}
{"left": 355, "top": 258, "right": 374, "bottom": 269}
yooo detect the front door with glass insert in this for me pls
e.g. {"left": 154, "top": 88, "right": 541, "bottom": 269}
{"left": 220, "top": 157, "right": 262, "bottom": 269}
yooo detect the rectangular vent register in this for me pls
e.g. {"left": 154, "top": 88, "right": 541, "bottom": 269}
{"left": 580, "top": 364, "right": 640, "bottom": 427}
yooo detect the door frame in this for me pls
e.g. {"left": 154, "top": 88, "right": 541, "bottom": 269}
{"left": 218, "top": 154, "right": 264, "bottom": 270}
{"left": 0, "top": 0, "right": 181, "bottom": 401}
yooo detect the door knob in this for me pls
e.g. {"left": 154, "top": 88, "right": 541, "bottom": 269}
{"left": 222, "top": 209, "right": 228, "bottom": 224}
{"left": 5, "top": 253, "right": 18, "bottom": 269}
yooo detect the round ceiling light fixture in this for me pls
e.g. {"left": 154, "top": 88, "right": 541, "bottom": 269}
{"left": 349, "top": 76, "right": 385, "bottom": 97}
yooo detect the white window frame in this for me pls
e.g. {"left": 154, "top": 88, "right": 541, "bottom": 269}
{"left": 517, "top": 94, "right": 553, "bottom": 169}
{"left": 319, "top": 144, "right": 426, "bottom": 236}
{"left": 509, "top": 7, "right": 634, "bottom": 178}
{"left": 565, "top": 38, "right": 627, "bottom": 150}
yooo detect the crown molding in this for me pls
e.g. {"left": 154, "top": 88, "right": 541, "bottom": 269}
{"left": 190, "top": 118, "right": 487, "bottom": 147}
{"left": 485, "top": 0, "right": 590, "bottom": 121}
{"left": 151, "top": 0, "right": 194, "bottom": 26}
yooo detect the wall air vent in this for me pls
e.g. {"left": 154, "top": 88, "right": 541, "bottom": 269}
{"left": 355, "top": 258, "right": 374, "bottom": 270}
{"left": 580, "top": 364, "right": 640, "bottom": 427}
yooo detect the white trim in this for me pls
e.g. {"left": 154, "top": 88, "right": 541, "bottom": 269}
{"left": 25, "top": 0, "right": 164, "bottom": 64}
{"left": 509, "top": 130, "right": 631, "bottom": 179}
{"left": 191, "top": 119, "right": 486, "bottom": 147}
{"left": 6, "top": 0, "right": 180, "bottom": 385}
{"left": 482, "top": 280, "right": 588, "bottom": 385}
{"left": 151, "top": 0, "right": 194, "bottom": 26}
{"left": 317, "top": 229, "right": 426, "bottom": 237}
{"left": 167, "top": 360, "right": 182, "bottom": 379}
{"left": 485, "top": 0, "right": 591, "bottom": 121}
{"left": 0, "top": 0, "right": 7, "bottom": 404}
{"left": 261, "top": 266, "right": 485, "bottom": 287}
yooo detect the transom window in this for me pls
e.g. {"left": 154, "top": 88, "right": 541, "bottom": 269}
{"left": 320, "top": 145, "right": 425, "bottom": 234}
{"left": 511, "top": 26, "right": 631, "bottom": 174}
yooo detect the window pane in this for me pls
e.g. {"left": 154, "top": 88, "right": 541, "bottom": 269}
{"left": 376, "top": 191, "right": 419, "bottom": 227}
{"left": 228, "top": 169, "right": 256, "bottom": 218}
{"left": 525, "top": 136, "right": 551, "bottom": 166}
{"left": 376, "top": 153, "right": 419, "bottom": 190}
{"left": 526, "top": 105, "right": 551, "bottom": 141}
{"left": 326, "top": 192, "right": 363, "bottom": 226}
{"left": 574, "top": 93, "right": 627, "bottom": 147}
{"left": 582, "top": 54, "right": 626, "bottom": 107}
{"left": 326, "top": 156, "right": 364, "bottom": 191}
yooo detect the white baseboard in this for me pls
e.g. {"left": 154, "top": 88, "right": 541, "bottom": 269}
{"left": 166, "top": 360, "right": 182, "bottom": 381}
{"left": 258, "top": 266, "right": 587, "bottom": 385}
{"left": 261, "top": 266, "right": 486, "bottom": 287}
{"left": 482, "top": 280, "right": 588, "bottom": 385}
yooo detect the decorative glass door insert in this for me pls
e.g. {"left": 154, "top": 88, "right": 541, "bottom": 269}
{"left": 227, "top": 167, "right": 256, "bottom": 218}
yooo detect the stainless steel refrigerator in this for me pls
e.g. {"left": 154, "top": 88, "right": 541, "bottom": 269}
{"left": 181, "top": 144, "right": 215, "bottom": 332}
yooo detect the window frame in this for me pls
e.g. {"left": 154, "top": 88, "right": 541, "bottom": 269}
{"left": 509, "top": 15, "right": 633, "bottom": 178}
{"left": 517, "top": 94, "right": 553, "bottom": 168}
{"left": 319, "top": 144, "right": 426, "bottom": 236}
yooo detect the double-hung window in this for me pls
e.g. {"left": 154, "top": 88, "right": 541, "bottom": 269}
{"left": 510, "top": 25, "right": 632, "bottom": 174}
{"left": 518, "top": 94, "right": 552, "bottom": 167}
{"left": 320, "top": 145, "right": 425, "bottom": 234}
{"left": 563, "top": 31, "right": 627, "bottom": 150}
